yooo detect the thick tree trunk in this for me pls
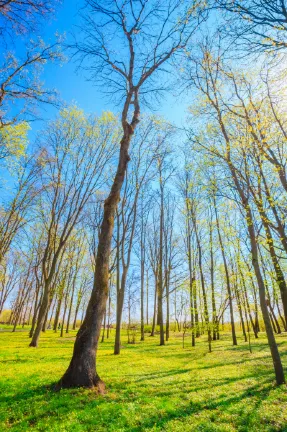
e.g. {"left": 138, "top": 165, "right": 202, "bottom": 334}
{"left": 58, "top": 112, "right": 139, "bottom": 389}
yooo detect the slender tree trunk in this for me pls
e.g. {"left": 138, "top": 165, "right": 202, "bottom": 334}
{"left": 151, "top": 276, "right": 157, "bottom": 337}
{"left": 235, "top": 283, "right": 247, "bottom": 342}
{"left": 107, "top": 287, "right": 111, "bottom": 339}
{"left": 61, "top": 291, "right": 69, "bottom": 338}
{"left": 30, "top": 279, "right": 50, "bottom": 347}
{"left": 54, "top": 296, "right": 63, "bottom": 332}
{"left": 114, "top": 287, "right": 125, "bottom": 354}
{"left": 194, "top": 219, "right": 211, "bottom": 352}
{"left": 101, "top": 308, "right": 106, "bottom": 343}
{"left": 66, "top": 278, "right": 76, "bottom": 334}
{"left": 276, "top": 299, "right": 287, "bottom": 331}
{"left": 48, "top": 299, "right": 56, "bottom": 329}
{"left": 214, "top": 199, "right": 237, "bottom": 346}
{"left": 140, "top": 258, "right": 145, "bottom": 341}
{"left": 209, "top": 222, "right": 217, "bottom": 341}
{"left": 244, "top": 206, "right": 285, "bottom": 384}
{"left": 240, "top": 272, "right": 258, "bottom": 338}
{"left": 166, "top": 271, "right": 170, "bottom": 342}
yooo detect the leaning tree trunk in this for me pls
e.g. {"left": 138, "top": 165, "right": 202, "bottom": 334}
{"left": 58, "top": 112, "right": 139, "bottom": 390}
{"left": 234, "top": 182, "right": 285, "bottom": 384}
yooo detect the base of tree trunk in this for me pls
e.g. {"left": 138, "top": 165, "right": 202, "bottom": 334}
{"left": 29, "top": 341, "right": 38, "bottom": 347}
{"left": 56, "top": 371, "right": 105, "bottom": 393}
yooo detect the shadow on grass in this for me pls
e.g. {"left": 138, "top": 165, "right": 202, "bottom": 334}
{"left": 1, "top": 372, "right": 277, "bottom": 431}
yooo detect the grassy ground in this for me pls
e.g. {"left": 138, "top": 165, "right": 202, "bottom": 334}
{"left": 0, "top": 328, "right": 287, "bottom": 431}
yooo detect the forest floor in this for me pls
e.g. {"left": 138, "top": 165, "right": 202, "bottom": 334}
{"left": 0, "top": 328, "right": 287, "bottom": 432}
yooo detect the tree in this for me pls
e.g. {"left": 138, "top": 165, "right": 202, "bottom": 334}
{"left": 0, "top": 0, "right": 55, "bottom": 40}
{"left": 29, "top": 107, "right": 118, "bottom": 347}
{"left": 59, "top": 0, "right": 206, "bottom": 390}
{"left": 0, "top": 1, "right": 62, "bottom": 162}
{"left": 183, "top": 41, "right": 285, "bottom": 384}
{"left": 217, "top": 0, "right": 287, "bottom": 52}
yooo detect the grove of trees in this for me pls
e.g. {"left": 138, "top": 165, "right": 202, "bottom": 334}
{"left": 1, "top": 0, "right": 287, "bottom": 393}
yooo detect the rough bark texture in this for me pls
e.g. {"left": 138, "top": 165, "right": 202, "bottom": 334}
{"left": 58, "top": 105, "right": 139, "bottom": 389}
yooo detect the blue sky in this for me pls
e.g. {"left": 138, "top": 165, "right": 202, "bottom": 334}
{"left": 28, "top": 0, "right": 189, "bottom": 136}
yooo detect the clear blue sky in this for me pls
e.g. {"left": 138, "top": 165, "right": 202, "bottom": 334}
{"left": 26, "top": 0, "right": 188, "bottom": 136}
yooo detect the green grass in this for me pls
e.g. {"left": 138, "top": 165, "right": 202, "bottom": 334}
{"left": 0, "top": 328, "right": 287, "bottom": 431}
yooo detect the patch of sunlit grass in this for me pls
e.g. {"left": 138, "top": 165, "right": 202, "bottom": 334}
{"left": 0, "top": 328, "right": 287, "bottom": 431}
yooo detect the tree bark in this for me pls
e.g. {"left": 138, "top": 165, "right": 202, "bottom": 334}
{"left": 58, "top": 99, "right": 140, "bottom": 389}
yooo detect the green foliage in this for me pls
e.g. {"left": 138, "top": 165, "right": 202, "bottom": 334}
{"left": 1, "top": 330, "right": 287, "bottom": 431}
{"left": 0, "top": 122, "right": 30, "bottom": 161}
{"left": 0, "top": 310, "right": 11, "bottom": 323}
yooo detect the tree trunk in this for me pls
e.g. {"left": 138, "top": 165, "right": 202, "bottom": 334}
{"left": 151, "top": 277, "right": 157, "bottom": 337}
{"left": 58, "top": 114, "right": 139, "bottom": 389}
{"left": 114, "top": 287, "right": 125, "bottom": 354}
{"left": 140, "top": 258, "right": 145, "bottom": 341}
{"left": 101, "top": 308, "right": 106, "bottom": 343}
{"left": 29, "top": 282, "right": 49, "bottom": 347}
{"left": 54, "top": 296, "right": 63, "bottom": 332}
{"left": 214, "top": 199, "right": 237, "bottom": 346}
{"left": 235, "top": 284, "right": 247, "bottom": 342}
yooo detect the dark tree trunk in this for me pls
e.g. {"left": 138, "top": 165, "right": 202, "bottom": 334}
{"left": 58, "top": 104, "right": 139, "bottom": 389}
